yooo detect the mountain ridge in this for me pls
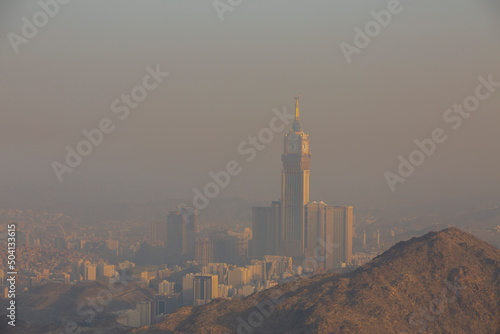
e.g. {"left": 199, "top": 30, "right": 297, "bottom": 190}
{"left": 132, "top": 227, "right": 500, "bottom": 334}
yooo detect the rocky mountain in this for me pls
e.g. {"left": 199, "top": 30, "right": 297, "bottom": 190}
{"left": 132, "top": 227, "right": 500, "bottom": 334}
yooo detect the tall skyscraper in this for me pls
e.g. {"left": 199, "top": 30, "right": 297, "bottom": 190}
{"left": 304, "top": 201, "right": 330, "bottom": 265}
{"left": 195, "top": 237, "right": 213, "bottom": 266}
{"left": 305, "top": 202, "right": 353, "bottom": 269}
{"left": 183, "top": 206, "right": 197, "bottom": 258}
{"left": 250, "top": 95, "right": 353, "bottom": 268}
{"left": 252, "top": 201, "right": 280, "bottom": 258}
{"left": 166, "top": 207, "right": 197, "bottom": 258}
{"left": 331, "top": 205, "right": 353, "bottom": 267}
{"left": 167, "top": 211, "right": 186, "bottom": 255}
{"left": 280, "top": 95, "right": 311, "bottom": 257}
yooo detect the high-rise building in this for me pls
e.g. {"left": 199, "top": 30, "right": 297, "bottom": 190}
{"left": 227, "top": 267, "right": 250, "bottom": 288}
{"left": 118, "top": 301, "right": 152, "bottom": 327}
{"left": 84, "top": 264, "right": 97, "bottom": 281}
{"left": 182, "top": 206, "right": 197, "bottom": 258}
{"left": 338, "top": 206, "right": 353, "bottom": 265}
{"left": 227, "top": 228, "right": 252, "bottom": 262}
{"left": 167, "top": 207, "right": 197, "bottom": 257}
{"left": 167, "top": 211, "right": 185, "bottom": 255}
{"left": 213, "top": 233, "right": 239, "bottom": 264}
{"left": 250, "top": 96, "right": 354, "bottom": 268}
{"left": 137, "top": 301, "right": 152, "bottom": 327}
{"left": 193, "top": 274, "right": 218, "bottom": 306}
{"left": 97, "top": 264, "right": 115, "bottom": 279}
{"left": 182, "top": 273, "right": 195, "bottom": 305}
{"left": 195, "top": 237, "right": 213, "bottom": 266}
{"left": 159, "top": 220, "right": 168, "bottom": 247}
{"left": 150, "top": 220, "right": 168, "bottom": 246}
{"left": 71, "top": 259, "right": 84, "bottom": 281}
{"left": 202, "top": 263, "right": 228, "bottom": 285}
{"left": 246, "top": 263, "right": 263, "bottom": 281}
{"left": 153, "top": 294, "right": 181, "bottom": 317}
{"left": 305, "top": 202, "right": 353, "bottom": 269}
{"left": 280, "top": 95, "right": 311, "bottom": 257}
{"left": 251, "top": 201, "right": 280, "bottom": 258}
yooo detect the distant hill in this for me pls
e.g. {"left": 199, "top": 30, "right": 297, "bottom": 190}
{"left": 132, "top": 227, "right": 500, "bottom": 333}
{"left": 373, "top": 206, "right": 500, "bottom": 248}
{"left": 0, "top": 280, "right": 153, "bottom": 333}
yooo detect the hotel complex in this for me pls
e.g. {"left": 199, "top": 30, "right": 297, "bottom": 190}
{"left": 252, "top": 96, "right": 353, "bottom": 269}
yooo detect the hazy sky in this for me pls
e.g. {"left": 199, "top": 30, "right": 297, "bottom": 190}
{"left": 1, "top": 0, "right": 499, "bottom": 210}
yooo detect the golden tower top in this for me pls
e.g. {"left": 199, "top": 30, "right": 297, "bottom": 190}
{"left": 294, "top": 93, "right": 300, "bottom": 120}
{"left": 292, "top": 94, "right": 302, "bottom": 132}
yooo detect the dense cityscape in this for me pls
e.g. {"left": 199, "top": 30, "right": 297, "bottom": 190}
{"left": 0, "top": 100, "right": 398, "bottom": 328}
{"left": 1, "top": 1, "right": 499, "bottom": 333}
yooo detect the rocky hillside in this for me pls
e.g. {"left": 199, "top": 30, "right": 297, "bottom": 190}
{"left": 0, "top": 280, "right": 152, "bottom": 333}
{"left": 132, "top": 227, "right": 500, "bottom": 333}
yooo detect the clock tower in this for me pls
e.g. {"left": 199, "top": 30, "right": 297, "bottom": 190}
{"left": 280, "top": 95, "right": 311, "bottom": 257}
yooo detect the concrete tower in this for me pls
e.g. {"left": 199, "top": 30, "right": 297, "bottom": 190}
{"left": 280, "top": 94, "right": 311, "bottom": 257}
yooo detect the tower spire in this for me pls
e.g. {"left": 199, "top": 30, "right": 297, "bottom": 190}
{"left": 292, "top": 94, "right": 302, "bottom": 131}
{"left": 294, "top": 93, "right": 300, "bottom": 120}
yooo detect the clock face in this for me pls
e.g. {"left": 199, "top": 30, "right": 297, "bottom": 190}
{"left": 288, "top": 141, "right": 298, "bottom": 153}
{"left": 302, "top": 142, "right": 309, "bottom": 153}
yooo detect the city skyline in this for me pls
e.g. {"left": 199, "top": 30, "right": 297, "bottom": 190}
{"left": 0, "top": 1, "right": 499, "bottom": 333}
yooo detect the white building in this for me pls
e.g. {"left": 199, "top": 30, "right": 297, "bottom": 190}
{"left": 159, "top": 280, "right": 176, "bottom": 295}
{"left": 182, "top": 273, "right": 195, "bottom": 305}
